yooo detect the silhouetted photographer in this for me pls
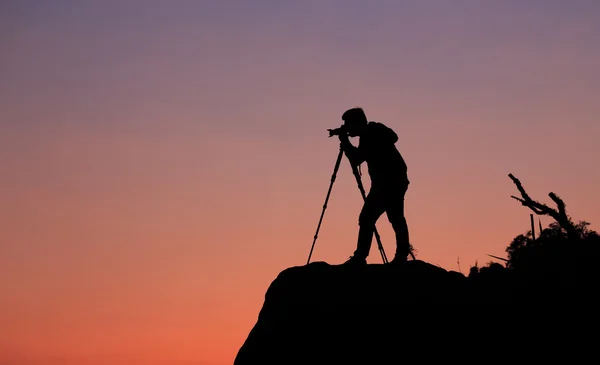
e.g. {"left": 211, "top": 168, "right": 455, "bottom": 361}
{"left": 331, "top": 107, "right": 411, "bottom": 266}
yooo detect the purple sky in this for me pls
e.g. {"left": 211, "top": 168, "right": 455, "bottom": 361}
{"left": 1, "top": 1, "right": 600, "bottom": 364}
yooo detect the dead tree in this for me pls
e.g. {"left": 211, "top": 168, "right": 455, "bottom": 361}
{"left": 508, "top": 173, "right": 579, "bottom": 240}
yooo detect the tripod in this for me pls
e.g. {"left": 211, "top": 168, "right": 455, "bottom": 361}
{"left": 306, "top": 144, "right": 389, "bottom": 264}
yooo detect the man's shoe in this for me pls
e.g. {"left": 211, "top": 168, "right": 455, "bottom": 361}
{"left": 389, "top": 254, "right": 407, "bottom": 265}
{"left": 342, "top": 256, "right": 367, "bottom": 266}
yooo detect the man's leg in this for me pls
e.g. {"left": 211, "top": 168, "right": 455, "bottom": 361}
{"left": 353, "top": 188, "right": 386, "bottom": 260}
{"left": 385, "top": 184, "right": 410, "bottom": 262}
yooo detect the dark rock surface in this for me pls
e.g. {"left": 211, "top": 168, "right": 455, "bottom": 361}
{"left": 234, "top": 259, "right": 595, "bottom": 364}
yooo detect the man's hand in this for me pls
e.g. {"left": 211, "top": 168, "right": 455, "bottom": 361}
{"left": 338, "top": 134, "right": 350, "bottom": 149}
{"left": 332, "top": 129, "right": 363, "bottom": 166}
{"left": 337, "top": 132, "right": 351, "bottom": 155}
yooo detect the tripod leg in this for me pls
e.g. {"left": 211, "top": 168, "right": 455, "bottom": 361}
{"left": 307, "top": 147, "right": 344, "bottom": 264}
{"left": 373, "top": 228, "right": 388, "bottom": 263}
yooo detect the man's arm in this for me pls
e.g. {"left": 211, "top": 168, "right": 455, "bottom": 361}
{"left": 338, "top": 134, "right": 365, "bottom": 166}
{"left": 373, "top": 122, "right": 398, "bottom": 144}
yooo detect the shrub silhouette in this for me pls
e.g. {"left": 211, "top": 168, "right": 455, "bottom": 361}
{"left": 471, "top": 174, "right": 599, "bottom": 286}
{"left": 506, "top": 220, "right": 600, "bottom": 271}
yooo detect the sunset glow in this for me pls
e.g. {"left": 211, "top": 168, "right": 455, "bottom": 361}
{"left": 2, "top": 1, "right": 599, "bottom": 364}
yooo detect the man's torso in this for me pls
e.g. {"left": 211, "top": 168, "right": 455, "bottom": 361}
{"left": 359, "top": 122, "right": 409, "bottom": 187}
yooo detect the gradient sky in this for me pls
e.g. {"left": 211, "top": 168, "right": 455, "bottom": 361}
{"left": 1, "top": 1, "right": 599, "bottom": 364}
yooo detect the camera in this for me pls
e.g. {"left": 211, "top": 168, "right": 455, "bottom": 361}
{"left": 327, "top": 125, "right": 347, "bottom": 137}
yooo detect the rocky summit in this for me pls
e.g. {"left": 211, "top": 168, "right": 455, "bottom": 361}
{"left": 234, "top": 259, "right": 593, "bottom": 364}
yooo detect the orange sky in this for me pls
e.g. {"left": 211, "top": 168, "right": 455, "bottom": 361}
{"left": 1, "top": 1, "right": 599, "bottom": 364}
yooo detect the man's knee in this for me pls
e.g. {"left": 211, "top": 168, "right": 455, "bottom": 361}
{"left": 359, "top": 195, "right": 384, "bottom": 227}
{"left": 386, "top": 203, "right": 406, "bottom": 223}
{"left": 358, "top": 211, "right": 377, "bottom": 227}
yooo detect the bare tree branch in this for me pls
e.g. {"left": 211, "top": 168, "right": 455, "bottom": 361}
{"left": 508, "top": 173, "right": 577, "bottom": 239}
{"left": 508, "top": 173, "right": 534, "bottom": 202}
{"left": 487, "top": 254, "right": 509, "bottom": 262}
{"left": 549, "top": 192, "right": 566, "bottom": 214}
{"left": 510, "top": 195, "right": 546, "bottom": 215}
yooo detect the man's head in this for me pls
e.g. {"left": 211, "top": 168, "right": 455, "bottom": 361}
{"left": 342, "top": 107, "right": 368, "bottom": 137}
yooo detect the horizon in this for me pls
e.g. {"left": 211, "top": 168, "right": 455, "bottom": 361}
{"left": 2, "top": 1, "right": 600, "bottom": 364}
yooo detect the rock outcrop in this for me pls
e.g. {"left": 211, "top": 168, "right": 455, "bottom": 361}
{"left": 234, "top": 259, "right": 594, "bottom": 364}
